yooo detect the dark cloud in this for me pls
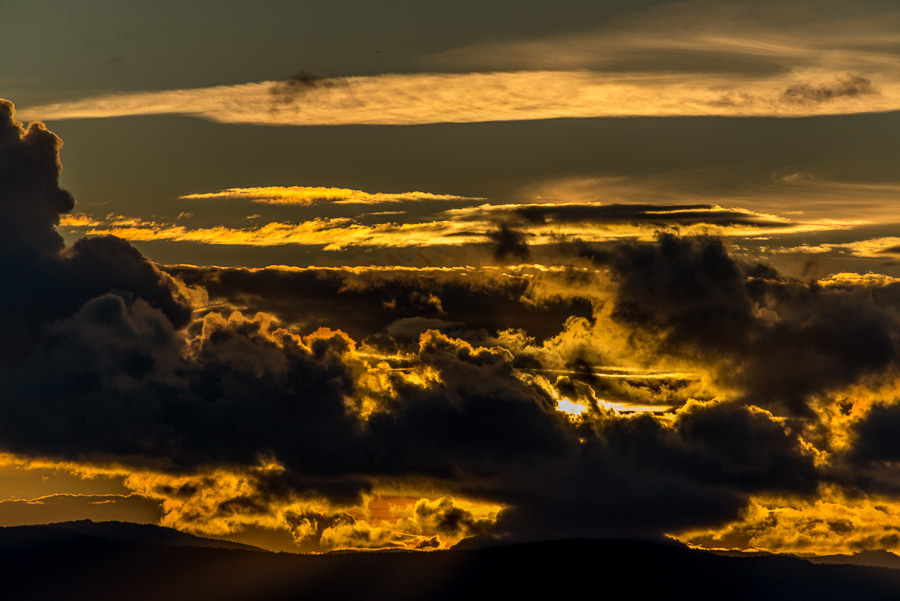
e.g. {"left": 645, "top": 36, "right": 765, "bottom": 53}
{"left": 0, "top": 100, "right": 190, "bottom": 362}
{"left": 782, "top": 73, "right": 878, "bottom": 104}
{"left": 824, "top": 401, "right": 900, "bottom": 498}
{"left": 269, "top": 70, "right": 342, "bottom": 107}
{"left": 570, "top": 240, "right": 612, "bottom": 265}
{"left": 455, "top": 203, "right": 790, "bottom": 230}
{"left": 9, "top": 300, "right": 815, "bottom": 540}
{"left": 168, "top": 264, "right": 588, "bottom": 342}
{"left": 848, "top": 403, "right": 900, "bottom": 465}
{"left": 610, "top": 234, "right": 756, "bottom": 354}
{"left": 607, "top": 234, "right": 900, "bottom": 416}
{"left": 515, "top": 203, "right": 787, "bottom": 229}
{"left": 492, "top": 401, "right": 817, "bottom": 542}
{"left": 410, "top": 497, "right": 497, "bottom": 539}
{"left": 488, "top": 223, "right": 530, "bottom": 260}
{"left": 0, "top": 101, "right": 73, "bottom": 255}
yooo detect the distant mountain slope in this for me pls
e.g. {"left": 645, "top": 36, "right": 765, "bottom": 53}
{"left": 42, "top": 519, "right": 262, "bottom": 552}
{"left": 2, "top": 530, "right": 900, "bottom": 601}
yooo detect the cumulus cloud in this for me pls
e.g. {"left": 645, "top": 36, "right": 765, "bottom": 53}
{"left": 0, "top": 101, "right": 74, "bottom": 255}
{"left": 605, "top": 235, "right": 900, "bottom": 415}
{"left": 0, "top": 101, "right": 190, "bottom": 364}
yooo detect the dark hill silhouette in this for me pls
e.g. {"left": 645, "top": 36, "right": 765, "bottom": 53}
{"left": 2, "top": 526, "right": 900, "bottom": 600}
{"left": 43, "top": 519, "right": 262, "bottom": 552}
{"left": 805, "top": 548, "right": 900, "bottom": 570}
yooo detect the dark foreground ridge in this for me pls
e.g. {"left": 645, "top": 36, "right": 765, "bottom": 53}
{"left": 40, "top": 519, "right": 263, "bottom": 552}
{"left": 3, "top": 524, "right": 900, "bottom": 601}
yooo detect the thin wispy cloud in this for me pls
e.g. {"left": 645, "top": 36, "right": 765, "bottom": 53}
{"left": 519, "top": 175, "right": 900, "bottom": 224}
{"left": 181, "top": 186, "right": 483, "bottom": 205}
{"left": 16, "top": 69, "right": 900, "bottom": 126}
{"left": 432, "top": 0, "right": 900, "bottom": 76}
{"left": 61, "top": 204, "right": 861, "bottom": 252}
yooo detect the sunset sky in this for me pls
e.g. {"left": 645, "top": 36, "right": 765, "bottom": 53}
{"left": 2, "top": 0, "right": 900, "bottom": 555}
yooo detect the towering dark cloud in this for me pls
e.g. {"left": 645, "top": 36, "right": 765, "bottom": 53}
{"left": 0, "top": 100, "right": 190, "bottom": 362}
{"left": 0, "top": 101, "right": 73, "bottom": 255}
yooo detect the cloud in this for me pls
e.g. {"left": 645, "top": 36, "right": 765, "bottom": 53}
{"left": 676, "top": 485, "right": 900, "bottom": 555}
{"left": 782, "top": 74, "right": 879, "bottom": 104}
{"left": 488, "top": 224, "right": 530, "bottom": 261}
{"left": 16, "top": 68, "right": 900, "bottom": 127}
{"left": 181, "top": 186, "right": 483, "bottom": 206}
{"left": 67, "top": 217, "right": 483, "bottom": 250}
{"left": 0, "top": 102, "right": 74, "bottom": 255}
{"left": 167, "top": 264, "right": 592, "bottom": 342}
{"left": 269, "top": 70, "right": 341, "bottom": 107}
{"left": 0, "top": 101, "right": 191, "bottom": 363}
{"left": 514, "top": 175, "right": 900, "bottom": 229}
{"left": 449, "top": 202, "right": 795, "bottom": 229}
{"left": 432, "top": 0, "right": 900, "bottom": 78}
{"left": 61, "top": 198, "right": 859, "bottom": 255}
{"left": 797, "top": 237, "right": 900, "bottom": 259}
{"left": 605, "top": 234, "right": 900, "bottom": 415}
{"left": 275, "top": 495, "right": 502, "bottom": 551}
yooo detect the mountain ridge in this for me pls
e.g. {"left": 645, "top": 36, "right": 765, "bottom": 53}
{"left": 3, "top": 525, "right": 900, "bottom": 600}
{"left": 31, "top": 519, "right": 264, "bottom": 552}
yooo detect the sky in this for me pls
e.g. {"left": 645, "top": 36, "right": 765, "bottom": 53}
{"left": 1, "top": 0, "right": 900, "bottom": 555}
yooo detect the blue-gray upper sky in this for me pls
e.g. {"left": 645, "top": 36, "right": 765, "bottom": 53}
{"left": 4, "top": 0, "right": 899, "bottom": 275}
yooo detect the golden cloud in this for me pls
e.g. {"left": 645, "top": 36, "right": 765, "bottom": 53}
{"left": 17, "top": 68, "right": 900, "bottom": 127}
{"left": 675, "top": 485, "right": 900, "bottom": 556}
{"left": 60, "top": 209, "right": 861, "bottom": 254}
{"left": 181, "top": 186, "right": 484, "bottom": 205}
